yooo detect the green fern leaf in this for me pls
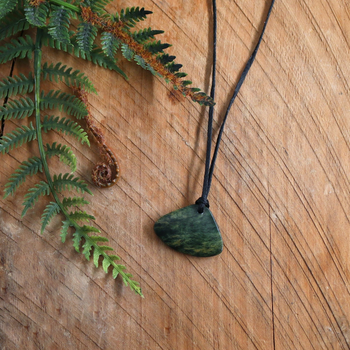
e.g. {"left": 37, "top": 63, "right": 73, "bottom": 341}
{"left": 40, "top": 90, "right": 88, "bottom": 119}
{"left": 119, "top": 7, "right": 152, "bottom": 28}
{"left": 42, "top": 62, "right": 96, "bottom": 93}
{"left": 157, "top": 53, "right": 176, "bottom": 65}
{"left": 22, "top": 181, "right": 50, "bottom": 217}
{"left": 76, "top": 22, "right": 97, "bottom": 53}
{"left": 82, "top": 239, "right": 93, "bottom": 260}
{"left": 0, "top": 10, "right": 29, "bottom": 41}
{"left": 134, "top": 55, "right": 161, "bottom": 77}
{"left": 0, "top": 35, "right": 34, "bottom": 64}
{"left": 62, "top": 196, "right": 89, "bottom": 209}
{"left": 0, "top": 96, "right": 34, "bottom": 120}
{"left": 84, "top": 0, "right": 112, "bottom": 13}
{"left": 0, "top": 0, "right": 18, "bottom": 21}
{"left": 166, "top": 62, "right": 183, "bottom": 73}
{"left": 24, "top": 1, "right": 49, "bottom": 27}
{"left": 121, "top": 43, "right": 134, "bottom": 61}
{"left": 175, "top": 72, "right": 188, "bottom": 78}
{"left": 48, "top": 5, "right": 72, "bottom": 45}
{"left": 45, "top": 142, "right": 77, "bottom": 172}
{"left": 42, "top": 115, "right": 89, "bottom": 145}
{"left": 4, "top": 156, "right": 43, "bottom": 198}
{"left": 101, "top": 32, "right": 120, "bottom": 59}
{"left": 52, "top": 173, "right": 92, "bottom": 194}
{"left": 68, "top": 210, "right": 95, "bottom": 222}
{"left": 0, "top": 73, "right": 34, "bottom": 99}
{"left": 132, "top": 27, "right": 164, "bottom": 43}
{"left": 60, "top": 220, "right": 71, "bottom": 243}
{"left": 72, "top": 230, "right": 83, "bottom": 252}
{"left": 145, "top": 40, "right": 171, "bottom": 54}
{"left": 41, "top": 201, "right": 61, "bottom": 234}
{"left": 41, "top": 29, "right": 75, "bottom": 52}
{"left": 0, "top": 122, "right": 36, "bottom": 154}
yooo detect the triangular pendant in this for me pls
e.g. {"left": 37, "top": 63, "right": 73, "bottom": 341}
{"left": 154, "top": 204, "right": 223, "bottom": 257}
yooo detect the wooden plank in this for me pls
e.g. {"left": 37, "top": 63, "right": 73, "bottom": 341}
{"left": 1, "top": 0, "right": 350, "bottom": 349}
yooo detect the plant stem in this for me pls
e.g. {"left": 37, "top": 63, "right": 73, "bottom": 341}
{"left": 49, "top": 0, "right": 80, "bottom": 13}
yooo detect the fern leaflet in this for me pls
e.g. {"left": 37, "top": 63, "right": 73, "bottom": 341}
{"left": 41, "top": 201, "right": 61, "bottom": 233}
{"left": 118, "top": 7, "right": 152, "bottom": 28}
{"left": 22, "top": 181, "right": 51, "bottom": 217}
{"left": 42, "top": 115, "right": 89, "bottom": 145}
{"left": 101, "top": 32, "right": 120, "bottom": 59}
{"left": 4, "top": 156, "right": 43, "bottom": 198}
{"left": 132, "top": 28, "right": 164, "bottom": 43}
{"left": 62, "top": 196, "right": 90, "bottom": 209}
{"left": 42, "top": 62, "right": 96, "bottom": 94}
{"left": 48, "top": 5, "right": 72, "bottom": 45}
{"left": 0, "top": 72, "right": 34, "bottom": 99}
{"left": 76, "top": 22, "right": 98, "bottom": 53}
{"left": 0, "top": 123, "right": 36, "bottom": 154}
{"left": 68, "top": 210, "right": 95, "bottom": 222}
{"left": 0, "top": 10, "right": 29, "bottom": 41}
{"left": 24, "top": 2, "right": 49, "bottom": 27}
{"left": 52, "top": 173, "right": 92, "bottom": 195}
{"left": 45, "top": 142, "right": 77, "bottom": 172}
{"left": 40, "top": 90, "right": 88, "bottom": 119}
{"left": 0, "top": 96, "right": 34, "bottom": 120}
{"left": 0, "top": 35, "right": 34, "bottom": 64}
{"left": 0, "top": 0, "right": 18, "bottom": 21}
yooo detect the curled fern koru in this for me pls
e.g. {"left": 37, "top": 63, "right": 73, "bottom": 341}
{"left": 0, "top": 0, "right": 213, "bottom": 297}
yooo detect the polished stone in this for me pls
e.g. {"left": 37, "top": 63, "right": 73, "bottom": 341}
{"left": 154, "top": 204, "right": 223, "bottom": 257}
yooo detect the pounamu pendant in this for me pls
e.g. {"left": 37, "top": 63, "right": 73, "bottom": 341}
{"left": 154, "top": 204, "right": 223, "bottom": 257}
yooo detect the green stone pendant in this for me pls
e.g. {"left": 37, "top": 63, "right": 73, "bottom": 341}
{"left": 154, "top": 204, "right": 223, "bottom": 257}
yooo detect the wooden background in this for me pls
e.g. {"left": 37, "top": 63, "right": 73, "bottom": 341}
{"left": 1, "top": 0, "right": 350, "bottom": 349}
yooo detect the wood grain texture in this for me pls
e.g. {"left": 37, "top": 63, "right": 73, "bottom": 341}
{"left": 1, "top": 0, "right": 350, "bottom": 349}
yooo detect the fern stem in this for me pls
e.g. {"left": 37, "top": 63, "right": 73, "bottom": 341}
{"left": 48, "top": 0, "right": 80, "bottom": 13}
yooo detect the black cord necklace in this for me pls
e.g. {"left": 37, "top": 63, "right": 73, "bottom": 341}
{"left": 154, "top": 0, "right": 275, "bottom": 257}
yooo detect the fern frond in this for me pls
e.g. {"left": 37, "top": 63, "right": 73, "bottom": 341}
{"left": 48, "top": 5, "right": 72, "bottom": 45}
{"left": 166, "top": 62, "right": 183, "bottom": 73}
{"left": 121, "top": 43, "right": 134, "bottom": 61}
{"left": 40, "top": 201, "right": 61, "bottom": 233}
{"left": 76, "top": 22, "right": 98, "bottom": 53}
{"left": 45, "top": 142, "right": 77, "bottom": 172}
{"left": 52, "top": 173, "right": 92, "bottom": 194}
{"left": 0, "top": 96, "right": 34, "bottom": 120}
{"left": 134, "top": 55, "right": 161, "bottom": 77}
{"left": 24, "top": 1, "right": 49, "bottom": 27}
{"left": 0, "top": 0, "right": 18, "bottom": 21}
{"left": 157, "top": 53, "right": 176, "bottom": 65}
{"left": 22, "top": 181, "right": 50, "bottom": 217}
{"left": 101, "top": 31, "right": 120, "bottom": 59}
{"left": 0, "top": 73, "right": 34, "bottom": 99}
{"left": 118, "top": 7, "right": 152, "bottom": 28}
{"left": 40, "top": 90, "right": 88, "bottom": 118}
{"left": 62, "top": 196, "right": 90, "bottom": 209}
{"left": 0, "top": 123, "right": 36, "bottom": 154}
{"left": 145, "top": 40, "right": 171, "bottom": 54}
{"left": 42, "top": 62, "right": 96, "bottom": 94}
{"left": 0, "top": 35, "right": 34, "bottom": 64}
{"left": 41, "top": 29, "right": 75, "bottom": 52}
{"left": 3, "top": 156, "right": 43, "bottom": 198}
{"left": 68, "top": 210, "right": 95, "bottom": 222}
{"left": 82, "top": 46, "right": 127, "bottom": 79}
{"left": 0, "top": 10, "right": 29, "bottom": 41}
{"left": 60, "top": 219, "right": 71, "bottom": 243}
{"left": 132, "top": 28, "right": 164, "bottom": 43}
{"left": 42, "top": 115, "right": 89, "bottom": 145}
{"left": 83, "top": 0, "right": 112, "bottom": 14}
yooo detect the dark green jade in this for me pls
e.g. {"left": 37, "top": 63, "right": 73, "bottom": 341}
{"left": 154, "top": 204, "right": 223, "bottom": 257}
